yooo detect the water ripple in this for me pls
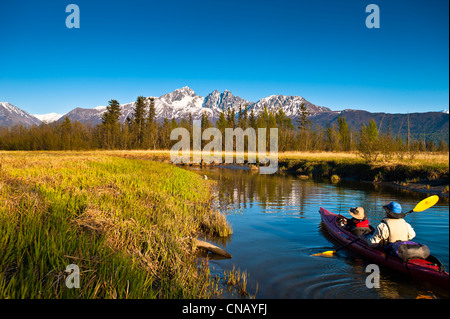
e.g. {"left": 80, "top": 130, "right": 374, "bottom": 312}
{"left": 189, "top": 167, "right": 449, "bottom": 299}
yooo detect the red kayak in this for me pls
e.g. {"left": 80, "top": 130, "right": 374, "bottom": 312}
{"left": 319, "top": 207, "right": 449, "bottom": 290}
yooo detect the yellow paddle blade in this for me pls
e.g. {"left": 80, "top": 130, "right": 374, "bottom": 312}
{"left": 413, "top": 195, "right": 439, "bottom": 212}
{"left": 311, "top": 250, "right": 336, "bottom": 257}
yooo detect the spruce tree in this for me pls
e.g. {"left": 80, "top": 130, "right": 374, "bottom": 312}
{"left": 201, "top": 111, "right": 211, "bottom": 130}
{"left": 101, "top": 99, "right": 122, "bottom": 149}
{"left": 132, "top": 96, "right": 147, "bottom": 148}
{"left": 248, "top": 109, "right": 257, "bottom": 130}
{"left": 60, "top": 116, "right": 72, "bottom": 150}
{"left": 216, "top": 112, "right": 227, "bottom": 133}
{"left": 146, "top": 97, "right": 156, "bottom": 149}
{"left": 296, "top": 103, "right": 311, "bottom": 132}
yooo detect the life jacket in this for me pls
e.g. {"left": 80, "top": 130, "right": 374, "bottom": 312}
{"left": 354, "top": 219, "right": 369, "bottom": 228}
{"left": 346, "top": 218, "right": 370, "bottom": 236}
{"left": 382, "top": 218, "right": 409, "bottom": 243}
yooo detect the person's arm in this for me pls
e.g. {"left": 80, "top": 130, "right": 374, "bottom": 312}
{"left": 366, "top": 223, "right": 389, "bottom": 247}
{"left": 406, "top": 222, "right": 416, "bottom": 240}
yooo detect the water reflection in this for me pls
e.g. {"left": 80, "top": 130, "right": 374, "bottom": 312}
{"left": 188, "top": 166, "right": 449, "bottom": 299}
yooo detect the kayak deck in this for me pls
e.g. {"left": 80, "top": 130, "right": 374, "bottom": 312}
{"left": 319, "top": 207, "right": 449, "bottom": 290}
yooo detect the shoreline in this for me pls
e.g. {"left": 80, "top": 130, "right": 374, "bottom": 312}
{"left": 213, "top": 164, "right": 450, "bottom": 198}
{"left": 176, "top": 158, "right": 449, "bottom": 198}
{"left": 4, "top": 149, "right": 447, "bottom": 197}
{"left": 382, "top": 181, "right": 449, "bottom": 197}
{"left": 99, "top": 149, "right": 448, "bottom": 197}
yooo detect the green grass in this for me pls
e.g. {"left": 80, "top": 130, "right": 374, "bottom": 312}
{"left": 0, "top": 152, "right": 232, "bottom": 298}
{"left": 102, "top": 150, "right": 448, "bottom": 185}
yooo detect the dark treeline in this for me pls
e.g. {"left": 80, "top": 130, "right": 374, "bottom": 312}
{"left": 0, "top": 97, "right": 448, "bottom": 161}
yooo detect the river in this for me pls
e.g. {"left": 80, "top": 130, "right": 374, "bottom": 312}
{"left": 189, "top": 166, "right": 449, "bottom": 299}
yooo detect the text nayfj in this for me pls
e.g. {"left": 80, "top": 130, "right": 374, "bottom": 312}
{"left": 182, "top": 303, "right": 267, "bottom": 316}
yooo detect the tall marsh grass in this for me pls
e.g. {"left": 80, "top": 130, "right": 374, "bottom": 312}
{"left": 0, "top": 152, "right": 232, "bottom": 298}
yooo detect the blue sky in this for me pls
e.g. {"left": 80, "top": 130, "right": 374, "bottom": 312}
{"left": 0, "top": 0, "right": 448, "bottom": 115}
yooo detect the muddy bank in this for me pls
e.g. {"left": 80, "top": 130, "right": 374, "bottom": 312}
{"left": 279, "top": 159, "right": 449, "bottom": 197}
{"left": 382, "top": 180, "right": 449, "bottom": 197}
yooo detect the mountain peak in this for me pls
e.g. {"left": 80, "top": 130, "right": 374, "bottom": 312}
{"left": 160, "top": 86, "right": 198, "bottom": 104}
{"left": 202, "top": 89, "right": 249, "bottom": 111}
{"left": 252, "top": 94, "right": 330, "bottom": 116}
{"left": 0, "top": 102, "right": 42, "bottom": 126}
{"left": 176, "top": 86, "right": 196, "bottom": 96}
{"left": 33, "top": 113, "right": 65, "bottom": 123}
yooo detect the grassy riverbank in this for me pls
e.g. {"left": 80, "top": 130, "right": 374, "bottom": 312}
{"left": 103, "top": 150, "right": 449, "bottom": 196}
{"left": 0, "top": 150, "right": 447, "bottom": 298}
{"left": 0, "top": 151, "right": 232, "bottom": 298}
{"left": 277, "top": 152, "right": 449, "bottom": 196}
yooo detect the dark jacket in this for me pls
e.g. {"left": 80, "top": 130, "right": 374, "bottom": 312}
{"left": 345, "top": 218, "right": 371, "bottom": 236}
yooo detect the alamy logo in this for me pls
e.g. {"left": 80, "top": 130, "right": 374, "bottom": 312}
{"left": 65, "top": 4, "right": 80, "bottom": 29}
{"left": 365, "top": 264, "right": 380, "bottom": 288}
{"left": 65, "top": 264, "right": 80, "bottom": 289}
{"left": 365, "top": 4, "right": 380, "bottom": 29}
{"left": 170, "top": 120, "right": 278, "bottom": 174}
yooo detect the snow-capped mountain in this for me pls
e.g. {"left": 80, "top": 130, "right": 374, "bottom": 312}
{"left": 202, "top": 89, "right": 250, "bottom": 112}
{"left": 155, "top": 86, "right": 215, "bottom": 120}
{"left": 251, "top": 95, "right": 330, "bottom": 116}
{"left": 58, "top": 107, "right": 105, "bottom": 126}
{"left": 0, "top": 102, "right": 42, "bottom": 126}
{"left": 4, "top": 88, "right": 447, "bottom": 144}
{"left": 34, "top": 113, "right": 65, "bottom": 123}
{"left": 57, "top": 87, "right": 326, "bottom": 125}
{"left": 0, "top": 87, "right": 361, "bottom": 128}
{"left": 60, "top": 87, "right": 217, "bottom": 125}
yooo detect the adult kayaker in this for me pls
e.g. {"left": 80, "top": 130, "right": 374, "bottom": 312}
{"left": 343, "top": 207, "right": 371, "bottom": 236}
{"left": 365, "top": 201, "right": 416, "bottom": 248}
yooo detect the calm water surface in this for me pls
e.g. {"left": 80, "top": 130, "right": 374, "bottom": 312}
{"left": 189, "top": 167, "right": 449, "bottom": 299}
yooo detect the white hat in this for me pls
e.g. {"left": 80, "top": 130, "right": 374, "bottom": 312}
{"left": 349, "top": 207, "right": 365, "bottom": 220}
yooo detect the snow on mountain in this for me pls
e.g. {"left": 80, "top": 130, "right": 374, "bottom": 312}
{"left": 57, "top": 87, "right": 328, "bottom": 125}
{"left": 156, "top": 86, "right": 208, "bottom": 119}
{"left": 34, "top": 113, "right": 65, "bottom": 123}
{"left": 0, "top": 87, "right": 336, "bottom": 128}
{"left": 0, "top": 102, "right": 42, "bottom": 126}
{"left": 202, "top": 89, "right": 250, "bottom": 112}
{"left": 159, "top": 86, "right": 202, "bottom": 109}
{"left": 1, "top": 90, "right": 448, "bottom": 143}
{"left": 59, "top": 87, "right": 213, "bottom": 125}
{"left": 251, "top": 95, "right": 330, "bottom": 117}
{"left": 59, "top": 107, "right": 105, "bottom": 125}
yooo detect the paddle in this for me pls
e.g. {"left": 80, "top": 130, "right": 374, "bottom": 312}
{"left": 312, "top": 195, "right": 440, "bottom": 257}
{"left": 311, "top": 238, "right": 360, "bottom": 257}
{"left": 403, "top": 195, "right": 439, "bottom": 216}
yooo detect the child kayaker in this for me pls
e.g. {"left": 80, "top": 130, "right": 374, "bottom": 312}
{"left": 365, "top": 201, "right": 416, "bottom": 248}
{"left": 344, "top": 207, "right": 371, "bottom": 236}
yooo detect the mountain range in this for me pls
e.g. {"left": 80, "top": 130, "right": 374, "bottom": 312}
{"left": 1, "top": 87, "right": 448, "bottom": 142}
{"left": 0, "top": 102, "right": 42, "bottom": 127}
{"left": 55, "top": 86, "right": 333, "bottom": 126}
